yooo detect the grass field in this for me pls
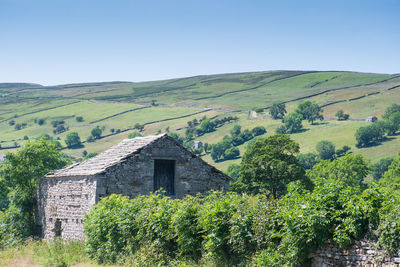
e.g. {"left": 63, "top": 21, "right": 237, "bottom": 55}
{"left": 1, "top": 70, "right": 400, "bottom": 171}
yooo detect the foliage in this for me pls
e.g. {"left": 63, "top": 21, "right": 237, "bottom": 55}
{"left": 91, "top": 126, "right": 102, "bottom": 139}
{"left": 231, "top": 135, "right": 310, "bottom": 198}
{"left": 335, "top": 145, "right": 351, "bottom": 157}
{"left": 64, "top": 131, "right": 82, "bottom": 148}
{"left": 316, "top": 140, "right": 336, "bottom": 160}
{"left": 380, "top": 152, "right": 400, "bottom": 189}
{"left": 371, "top": 157, "right": 394, "bottom": 181}
{"left": 355, "top": 122, "right": 386, "bottom": 148}
{"left": 297, "top": 152, "right": 320, "bottom": 170}
{"left": 0, "top": 138, "right": 68, "bottom": 246}
{"left": 269, "top": 103, "right": 287, "bottom": 120}
{"left": 295, "top": 101, "right": 324, "bottom": 124}
{"left": 383, "top": 104, "right": 400, "bottom": 120}
{"left": 307, "top": 154, "right": 369, "bottom": 187}
{"left": 128, "top": 132, "right": 142, "bottom": 139}
{"left": 75, "top": 116, "right": 84, "bottom": 122}
{"left": 169, "top": 132, "right": 184, "bottom": 144}
{"left": 134, "top": 123, "right": 145, "bottom": 132}
{"left": 226, "top": 163, "right": 241, "bottom": 181}
{"left": 85, "top": 155, "right": 400, "bottom": 266}
{"left": 335, "top": 109, "right": 350, "bottom": 120}
{"left": 251, "top": 126, "right": 266, "bottom": 136}
{"left": 276, "top": 112, "right": 303, "bottom": 134}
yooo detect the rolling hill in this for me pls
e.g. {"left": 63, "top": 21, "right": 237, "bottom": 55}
{"left": 1, "top": 70, "right": 400, "bottom": 171}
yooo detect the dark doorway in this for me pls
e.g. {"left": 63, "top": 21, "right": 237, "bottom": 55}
{"left": 54, "top": 219, "right": 62, "bottom": 237}
{"left": 154, "top": 159, "right": 175, "bottom": 195}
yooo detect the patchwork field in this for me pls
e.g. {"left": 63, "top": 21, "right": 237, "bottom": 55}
{"left": 1, "top": 70, "right": 399, "bottom": 171}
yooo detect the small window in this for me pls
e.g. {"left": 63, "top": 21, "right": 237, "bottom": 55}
{"left": 54, "top": 219, "right": 62, "bottom": 237}
{"left": 154, "top": 159, "right": 175, "bottom": 195}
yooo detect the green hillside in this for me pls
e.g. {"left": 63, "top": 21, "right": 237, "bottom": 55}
{"left": 1, "top": 70, "right": 400, "bottom": 171}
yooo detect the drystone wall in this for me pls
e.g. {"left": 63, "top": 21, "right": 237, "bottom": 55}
{"left": 310, "top": 240, "right": 400, "bottom": 267}
{"left": 37, "top": 176, "right": 97, "bottom": 240}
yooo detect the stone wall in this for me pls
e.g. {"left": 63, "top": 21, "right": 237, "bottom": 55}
{"left": 96, "top": 136, "right": 229, "bottom": 199}
{"left": 37, "top": 176, "right": 97, "bottom": 239}
{"left": 310, "top": 240, "right": 400, "bottom": 267}
{"left": 37, "top": 135, "right": 230, "bottom": 240}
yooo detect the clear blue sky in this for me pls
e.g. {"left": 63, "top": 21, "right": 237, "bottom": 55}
{"left": 1, "top": 0, "right": 399, "bottom": 85}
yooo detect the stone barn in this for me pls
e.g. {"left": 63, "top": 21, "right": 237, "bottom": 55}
{"left": 36, "top": 133, "right": 231, "bottom": 239}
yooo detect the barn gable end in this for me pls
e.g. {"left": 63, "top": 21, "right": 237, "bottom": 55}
{"left": 37, "top": 134, "right": 231, "bottom": 239}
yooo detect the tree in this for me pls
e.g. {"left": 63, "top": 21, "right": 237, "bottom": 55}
{"left": 308, "top": 154, "right": 369, "bottom": 187}
{"left": 169, "top": 133, "right": 184, "bottom": 145}
{"left": 65, "top": 132, "right": 82, "bottom": 148}
{"left": 383, "top": 104, "right": 400, "bottom": 120}
{"left": 251, "top": 126, "right": 266, "bottom": 136}
{"left": 128, "top": 132, "right": 142, "bottom": 139}
{"left": 0, "top": 138, "right": 68, "bottom": 241}
{"left": 231, "top": 135, "right": 310, "bottom": 198}
{"left": 76, "top": 116, "right": 84, "bottom": 122}
{"left": 276, "top": 112, "right": 303, "bottom": 134}
{"left": 223, "top": 147, "right": 240, "bottom": 160}
{"left": 316, "top": 140, "right": 336, "bottom": 160}
{"left": 226, "top": 164, "right": 241, "bottom": 181}
{"left": 371, "top": 157, "right": 394, "bottom": 181}
{"left": 91, "top": 127, "right": 102, "bottom": 139}
{"left": 335, "top": 110, "right": 349, "bottom": 120}
{"left": 297, "top": 152, "right": 320, "bottom": 169}
{"left": 134, "top": 123, "right": 145, "bottom": 132}
{"left": 386, "top": 112, "right": 400, "bottom": 135}
{"left": 199, "top": 118, "right": 215, "bottom": 133}
{"left": 335, "top": 145, "right": 351, "bottom": 157}
{"left": 355, "top": 123, "right": 386, "bottom": 147}
{"left": 230, "top": 124, "right": 241, "bottom": 137}
{"left": 295, "top": 101, "right": 324, "bottom": 124}
{"left": 380, "top": 153, "right": 400, "bottom": 189}
{"left": 269, "top": 103, "right": 287, "bottom": 120}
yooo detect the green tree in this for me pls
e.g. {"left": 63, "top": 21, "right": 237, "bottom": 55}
{"left": 383, "top": 104, "right": 400, "bottom": 120}
{"left": 199, "top": 118, "right": 215, "bottom": 133}
{"left": 297, "top": 152, "right": 320, "bottom": 169}
{"left": 251, "top": 126, "right": 266, "bottom": 136}
{"left": 335, "top": 110, "right": 349, "bottom": 120}
{"left": 371, "top": 157, "right": 394, "bottom": 181}
{"left": 380, "top": 152, "right": 400, "bottom": 189}
{"left": 316, "top": 140, "right": 336, "bottom": 160}
{"left": 230, "top": 124, "right": 241, "bottom": 137}
{"left": 65, "top": 132, "right": 82, "bottom": 148}
{"left": 269, "top": 103, "right": 287, "bottom": 120}
{"left": 355, "top": 123, "right": 385, "bottom": 147}
{"left": 169, "top": 133, "right": 184, "bottom": 144}
{"left": 295, "top": 101, "right": 324, "bottom": 124}
{"left": 128, "top": 132, "right": 142, "bottom": 139}
{"left": 276, "top": 112, "right": 303, "bottom": 134}
{"left": 76, "top": 116, "right": 84, "bottom": 122}
{"left": 226, "top": 164, "right": 241, "bottom": 181}
{"left": 231, "top": 135, "right": 310, "bottom": 198}
{"left": 0, "top": 138, "right": 68, "bottom": 242}
{"left": 134, "top": 123, "right": 145, "bottom": 132}
{"left": 308, "top": 154, "right": 369, "bottom": 187}
{"left": 91, "top": 127, "right": 102, "bottom": 139}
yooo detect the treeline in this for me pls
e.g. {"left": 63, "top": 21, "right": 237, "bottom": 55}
{"left": 209, "top": 125, "right": 266, "bottom": 161}
{"left": 355, "top": 104, "right": 400, "bottom": 147}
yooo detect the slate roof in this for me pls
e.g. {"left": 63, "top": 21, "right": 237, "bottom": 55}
{"left": 46, "top": 134, "right": 166, "bottom": 178}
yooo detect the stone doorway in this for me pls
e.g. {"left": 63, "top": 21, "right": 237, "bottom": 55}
{"left": 54, "top": 219, "right": 62, "bottom": 237}
{"left": 154, "top": 159, "right": 175, "bottom": 195}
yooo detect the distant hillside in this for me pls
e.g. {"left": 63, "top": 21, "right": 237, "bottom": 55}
{"left": 1, "top": 70, "right": 400, "bottom": 171}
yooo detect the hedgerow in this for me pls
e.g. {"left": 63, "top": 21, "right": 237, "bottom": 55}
{"left": 84, "top": 183, "right": 400, "bottom": 266}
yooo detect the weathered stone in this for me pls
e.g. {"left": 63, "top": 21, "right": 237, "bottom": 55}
{"left": 36, "top": 134, "right": 231, "bottom": 239}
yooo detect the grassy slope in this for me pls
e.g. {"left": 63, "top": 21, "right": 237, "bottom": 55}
{"left": 0, "top": 70, "right": 399, "bottom": 171}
